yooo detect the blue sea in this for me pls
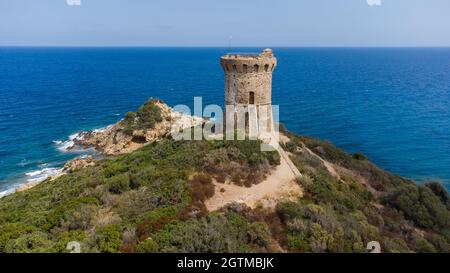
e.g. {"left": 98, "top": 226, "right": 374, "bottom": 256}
{"left": 1, "top": 47, "right": 450, "bottom": 195}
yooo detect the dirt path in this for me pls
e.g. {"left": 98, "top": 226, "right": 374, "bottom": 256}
{"left": 205, "top": 145, "right": 302, "bottom": 211}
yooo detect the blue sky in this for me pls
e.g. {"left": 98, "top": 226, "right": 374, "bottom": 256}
{"left": 0, "top": 0, "right": 449, "bottom": 46}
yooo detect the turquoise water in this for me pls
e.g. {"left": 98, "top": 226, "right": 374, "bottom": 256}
{"left": 1, "top": 47, "right": 450, "bottom": 195}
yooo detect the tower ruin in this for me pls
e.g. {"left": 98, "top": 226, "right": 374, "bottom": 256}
{"left": 220, "top": 48, "right": 277, "bottom": 136}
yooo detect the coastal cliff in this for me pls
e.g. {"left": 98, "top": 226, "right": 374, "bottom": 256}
{"left": 0, "top": 99, "right": 448, "bottom": 253}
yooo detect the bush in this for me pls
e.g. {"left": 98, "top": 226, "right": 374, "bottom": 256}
{"left": 4, "top": 231, "right": 53, "bottom": 253}
{"left": 382, "top": 237, "right": 411, "bottom": 253}
{"left": 410, "top": 236, "right": 437, "bottom": 253}
{"left": 0, "top": 223, "right": 39, "bottom": 252}
{"left": 382, "top": 184, "right": 450, "bottom": 231}
{"left": 425, "top": 181, "right": 450, "bottom": 209}
{"left": 136, "top": 207, "right": 177, "bottom": 240}
{"left": 108, "top": 174, "right": 130, "bottom": 194}
{"left": 425, "top": 233, "right": 450, "bottom": 253}
{"left": 189, "top": 173, "right": 215, "bottom": 202}
{"left": 95, "top": 225, "right": 122, "bottom": 253}
{"left": 283, "top": 141, "right": 298, "bottom": 153}
{"left": 54, "top": 230, "right": 87, "bottom": 253}
{"left": 136, "top": 238, "right": 159, "bottom": 253}
{"left": 122, "top": 99, "right": 164, "bottom": 135}
{"left": 352, "top": 152, "right": 368, "bottom": 161}
{"left": 202, "top": 140, "right": 279, "bottom": 187}
{"left": 153, "top": 213, "right": 272, "bottom": 253}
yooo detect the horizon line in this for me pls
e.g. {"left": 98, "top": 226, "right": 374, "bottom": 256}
{"left": 1, "top": 45, "right": 450, "bottom": 49}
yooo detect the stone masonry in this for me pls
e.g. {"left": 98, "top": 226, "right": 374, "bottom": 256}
{"left": 220, "top": 48, "right": 277, "bottom": 134}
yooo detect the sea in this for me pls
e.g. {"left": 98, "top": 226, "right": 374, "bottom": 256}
{"left": 1, "top": 47, "right": 449, "bottom": 196}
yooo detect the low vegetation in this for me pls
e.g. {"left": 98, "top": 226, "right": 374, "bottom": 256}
{"left": 122, "top": 98, "right": 165, "bottom": 135}
{"left": 0, "top": 120, "right": 448, "bottom": 253}
{"left": 278, "top": 129, "right": 450, "bottom": 253}
{"left": 0, "top": 138, "right": 279, "bottom": 253}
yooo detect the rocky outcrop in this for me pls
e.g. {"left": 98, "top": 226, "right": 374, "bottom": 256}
{"left": 74, "top": 100, "right": 204, "bottom": 155}
{"left": 63, "top": 156, "right": 95, "bottom": 173}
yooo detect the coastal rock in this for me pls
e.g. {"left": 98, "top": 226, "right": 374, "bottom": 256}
{"left": 75, "top": 100, "right": 204, "bottom": 155}
{"left": 63, "top": 155, "right": 95, "bottom": 173}
{"left": 15, "top": 182, "right": 40, "bottom": 193}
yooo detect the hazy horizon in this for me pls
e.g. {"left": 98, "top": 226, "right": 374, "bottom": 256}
{"left": 2, "top": 45, "right": 450, "bottom": 48}
{"left": 1, "top": 0, "right": 449, "bottom": 47}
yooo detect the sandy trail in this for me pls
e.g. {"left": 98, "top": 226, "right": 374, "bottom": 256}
{"left": 205, "top": 145, "right": 303, "bottom": 211}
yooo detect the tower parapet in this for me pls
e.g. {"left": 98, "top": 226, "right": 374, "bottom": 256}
{"left": 221, "top": 49, "right": 277, "bottom": 106}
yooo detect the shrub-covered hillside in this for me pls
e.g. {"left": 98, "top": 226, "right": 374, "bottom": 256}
{"left": 0, "top": 139, "right": 279, "bottom": 253}
{"left": 278, "top": 128, "right": 450, "bottom": 253}
{"left": 0, "top": 125, "right": 448, "bottom": 253}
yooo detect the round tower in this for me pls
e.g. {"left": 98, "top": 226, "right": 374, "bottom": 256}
{"left": 220, "top": 48, "right": 277, "bottom": 134}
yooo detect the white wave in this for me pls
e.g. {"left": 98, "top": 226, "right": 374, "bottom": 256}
{"left": 54, "top": 132, "right": 85, "bottom": 152}
{"left": 54, "top": 127, "right": 107, "bottom": 153}
{"left": 55, "top": 139, "right": 75, "bottom": 152}
{"left": 25, "top": 167, "right": 63, "bottom": 183}
{"left": 25, "top": 169, "right": 44, "bottom": 177}
{"left": 0, "top": 188, "right": 16, "bottom": 199}
{"left": 92, "top": 127, "right": 107, "bottom": 134}
{"left": 0, "top": 167, "right": 63, "bottom": 199}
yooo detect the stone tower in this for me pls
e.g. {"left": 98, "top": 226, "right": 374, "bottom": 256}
{"left": 220, "top": 48, "right": 277, "bottom": 136}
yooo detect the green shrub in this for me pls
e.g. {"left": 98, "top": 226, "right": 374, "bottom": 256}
{"left": 283, "top": 141, "right": 298, "bottom": 153}
{"left": 425, "top": 233, "right": 450, "bottom": 253}
{"left": 0, "top": 223, "right": 38, "bottom": 252}
{"left": 107, "top": 174, "right": 130, "bottom": 194}
{"left": 136, "top": 238, "right": 159, "bottom": 253}
{"left": 382, "top": 184, "right": 450, "bottom": 231}
{"left": 352, "top": 152, "right": 368, "bottom": 161}
{"left": 382, "top": 237, "right": 411, "bottom": 253}
{"left": 425, "top": 181, "right": 450, "bottom": 209}
{"left": 3, "top": 231, "right": 53, "bottom": 253}
{"left": 54, "top": 230, "right": 87, "bottom": 253}
{"left": 410, "top": 236, "right": 437, "bottom": 253}
{"left": 122, "top": 99, "right": 164, "bottom": 135}
{"left": 153, "top": 213, "right": 272, "bottom": 253}
{"left": 95, "top": 225, "right": 122, "bottom": 253}
{"left": 136, "top": 207, "right": 177, "bottom": 240}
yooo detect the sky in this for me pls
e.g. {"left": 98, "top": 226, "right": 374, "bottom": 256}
{"left": 0, "top": 0, "right": 449, "bottom": 47}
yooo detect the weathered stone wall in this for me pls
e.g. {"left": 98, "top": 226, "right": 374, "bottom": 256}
{"left": 221, "top": 49, "right": 277, "bottom": 106}
{"left": 221, "top": 49, "right": 277, "bottom": 132}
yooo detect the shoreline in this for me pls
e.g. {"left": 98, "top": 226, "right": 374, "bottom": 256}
{"left": 0, "top": 139, "right": 100, "bottom": 198}
{"left": 0, "top": 101, "right": 204, "bottom": 198}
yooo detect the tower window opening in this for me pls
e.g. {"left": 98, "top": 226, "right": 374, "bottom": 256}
{"left": 232, "top": 65, "right": 237, "bottom": 72}
{"left": 264, "top": 64, "right": 269, "bottom": 72}
{"left": 249, "top": 92, "right": 255, "bottom": 104}
{"left": 271, "top": 64, "right": 275, "bottom": 71}
{"left": 254, "top": 64, "right": 259, "bottom": 73}
{"left": 243, "top": 64, "right": 248, "bottom": 73}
